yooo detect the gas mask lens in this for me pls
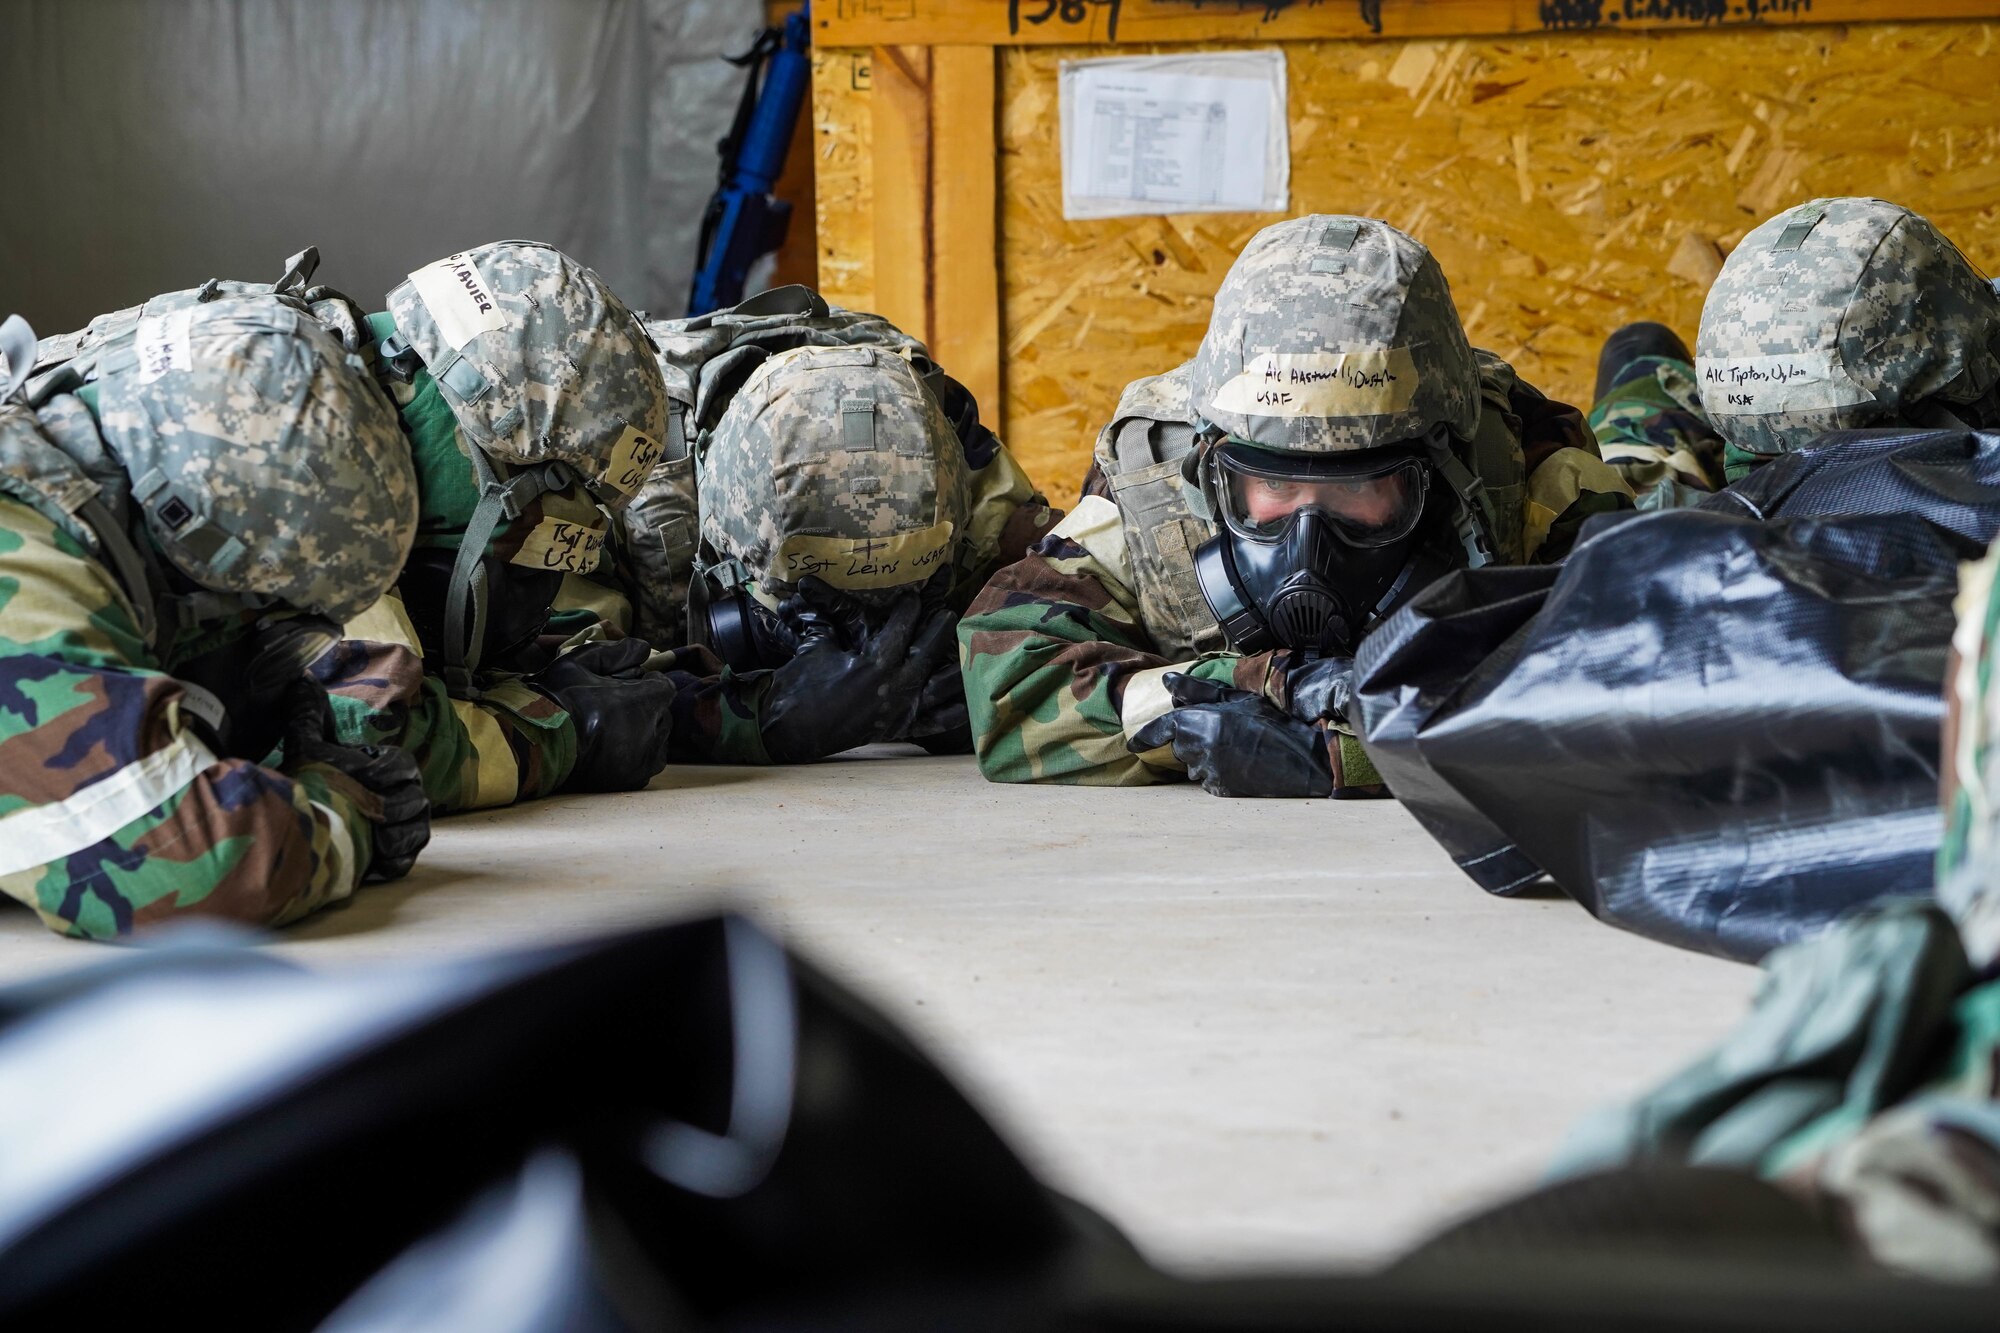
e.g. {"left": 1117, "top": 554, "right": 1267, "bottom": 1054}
{"left": 1214, "top": 443, "right": 1429, "bottom": 547}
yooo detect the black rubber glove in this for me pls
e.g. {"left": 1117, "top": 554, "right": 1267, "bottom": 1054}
{"left": 1127, "top": 673, "right": 1334, "bottom": 798}
{"left": 280, "top": 677, "right": 431, "bottom": 881}
{"left": 1283, "top": 654, "right": 1357, "bottom": 728}
{"left": 527, "top": 638, "right": 678, "bottom": 793}
{"left": 176, "top": 615, "right": 336, "bottom": 761}
{"left": 759, "top": 576, "right": 959, "bottom": 764}
{"left": 901, "top": 658, "right": 975, "bottom": 755}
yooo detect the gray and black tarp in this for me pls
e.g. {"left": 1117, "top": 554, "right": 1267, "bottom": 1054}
{"left": 4, "top": 918, "right": 1999, "bottom": 1330}
{"left": 1357, "top": 429, "right": 2000, "bottom": 963}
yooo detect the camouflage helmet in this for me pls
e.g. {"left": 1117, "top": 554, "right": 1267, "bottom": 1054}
{"left": 92, "top": 294, "right": 418, "bottom": 623}
{"left": 1189, "top": 215, "right": 1481, "bottom": 453}
{"left": 1696, "top": 198, "right": 2000, "bottom": 458}
{"left": 699, "top": 344, "right": 968, "bottom": 605}
{"left": 385, "top": 241, "right": 669, "bottom": 508}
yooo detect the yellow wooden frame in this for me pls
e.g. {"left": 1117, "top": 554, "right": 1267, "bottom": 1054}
{"left": 820, "top": 0, "right": 2000, "bottom": 47}
{"left": 820, "top": 2, "right": 2000, "bottom": 445}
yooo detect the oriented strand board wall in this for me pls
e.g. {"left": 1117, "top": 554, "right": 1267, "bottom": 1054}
{"left": 823, "top": 21, "right": 2000, "bottom": 502}
{"left": 814, "top": 47, "right": 876, "bottom": 313}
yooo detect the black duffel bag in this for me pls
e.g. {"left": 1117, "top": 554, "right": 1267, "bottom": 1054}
{"left": 1355, "top": 429, "right": 2000, "bottom": 961}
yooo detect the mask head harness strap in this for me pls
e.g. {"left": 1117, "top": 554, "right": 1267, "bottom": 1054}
{"left": 441, "top": 444, "right": 574, "bottom": 696}
{"left": 1429, "top": 445, "right": 1498, "bottom": 571}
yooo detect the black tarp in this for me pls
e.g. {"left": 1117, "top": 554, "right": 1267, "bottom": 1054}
{"left": 4, "top": 919, "right": 1998, "bottom": 1330}
{"left": 1357, "top": 429, "right": 2000, "bottom": 962}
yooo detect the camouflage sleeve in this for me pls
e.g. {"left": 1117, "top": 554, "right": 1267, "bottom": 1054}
{"left": 957, "top": 494, "right": 1280, "bottom": 785}
{"left": 954, "top": 439, "right": 1061, "bottom": 607}
{"left": 321, "top": 592, "right": 576, "bottom": 812}
{"left": 1522, "top": 445, "right": 1637, "bottom": 562}
{"left": 544, "top": 568, "right": 635, "bottom": 641}
{"left": 635, "top": 643, "right": 775, "bottom": 765}
{"left": 0, "top": 499, "right": 373, "bottom": 940}
{"left": 1587, "top": 355, "right": 1729, "bottom": 512}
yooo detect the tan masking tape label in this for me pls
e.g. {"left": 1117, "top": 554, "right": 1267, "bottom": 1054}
{"left": 775, "top": 519, "right": 955, "bottom": 590}
{"left": 510, "top": 516, "right": 606, "bottom": 575}
{"left": 1208, "top": 347, "right": 1419, "bottom": 418}
{"left": 134, "top": 308, "right": 194, "bottom": 384}
{"left": 599, "top": 423, "right": 665, "bottom": 497}
{"left": 407, "top": 253, "right": 508, "bottom": 350}
{"left": 1696, "top": 351, "right": 1873, "bottom": 416}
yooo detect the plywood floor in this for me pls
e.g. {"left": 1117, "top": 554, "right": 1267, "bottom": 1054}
{"left": 0, "top": 752, "right": 1759, "bottom": 1274}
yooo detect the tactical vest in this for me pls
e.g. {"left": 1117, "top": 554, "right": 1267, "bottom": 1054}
{"left": 625, "top": 284, "right": 991, "bottom": 643}
{"left": 1093, "top": 352, "right": 1531, "bottom": 660}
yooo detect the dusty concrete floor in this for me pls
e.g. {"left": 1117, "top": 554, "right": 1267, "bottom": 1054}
{"left": 0, "top": 751, "right": 1760, "bottom": 1275}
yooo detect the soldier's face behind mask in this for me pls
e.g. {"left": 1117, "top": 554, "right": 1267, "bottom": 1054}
{"left": 1213, "top": 443, "right": 1430, "bottom": 547}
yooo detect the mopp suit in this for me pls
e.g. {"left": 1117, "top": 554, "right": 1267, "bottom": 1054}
{"left": 315, "top": 241, "right": 680, "bottom": 807}
{"left": 958, "top": 215, "right": 1632, "bottom": 795}
{"left": 657, "top": 342, "right": 1056, "bottom": 763}
{"left": 0, "top": 281, "right": 427, "bottom": 939}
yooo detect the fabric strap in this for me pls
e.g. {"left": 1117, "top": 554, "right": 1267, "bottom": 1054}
{"left": 440, "top": 447, "right": 565, "bottom": 694}
{"left": 1433, "top": 451, "right": 1498, "bottom": 570}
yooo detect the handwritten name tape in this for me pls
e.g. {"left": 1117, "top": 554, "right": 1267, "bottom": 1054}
{"left": 511, "top": 516, "right": 607, "bottom": 574}
{"left": 1695, "top": 352, "right": 1873, "bottom": 415}
{"left": 599, "top": 423, "right": 664, "bottom": 498}
{"left": 1209, "top": 348, "right": 1420, "bottom": 417}
{"left": 133, "top": 308, "right": 195, "bottom": 385}
{"left": 775, "top": 519, "right": 956, "bottom": 591}
{"left": 408, "top": 253, "right": 508, "bottom": 351}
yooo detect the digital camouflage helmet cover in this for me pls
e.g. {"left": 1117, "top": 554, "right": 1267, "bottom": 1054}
{"left": 93, "top": 294, "right": 418, "bottom": 624}
{"left": 698, "top": 343, "right": 968, "bottom": 610}
{"left": 1697, "top": 197, "right": 2000, "bottom": 459}
{"left": 1189, "top": 214, "right": 1482, "bottom": 453}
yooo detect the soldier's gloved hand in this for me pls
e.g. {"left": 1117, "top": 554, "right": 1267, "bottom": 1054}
{"left": 280, "top": 676, "right": 430, "bottom": 881}
{"left": 526, "top": 639, "right": 677, "bottom": 793}
{"left": 759, "top": 576, "right": 959, "bottom": 763}
{"left": 176, "top": 615, "right": 337, "bottom": 761}
{"left": 885, "top": 566, "right": 972, "bottom": 753}
{"left": 899, "top": 658, "right": 975, "bottom": 755}
{"left": 1283, "top": 655, "right": 1357, "bottom": 728}
{"left": 1128, "top": 673, "right": 1334, "bottom": 798}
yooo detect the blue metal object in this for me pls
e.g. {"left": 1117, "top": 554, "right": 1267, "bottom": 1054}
{"left": 686, "top": 4, "right": 813, "bottom": 317}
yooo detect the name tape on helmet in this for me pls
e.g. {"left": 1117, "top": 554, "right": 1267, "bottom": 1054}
{"left": 776, "top": 520, "right": 955, "bottom": 591}
{"left": 1209, "top": 348, "right": 1419, "bottom": 418}
{"left": 600, "top": 423, "right": 665, "bottom": 498}
{"left": 134, "top": 308, "right": 195, "bottom": 384}
{"left": 511, "top": 516, "right": 607, "bottom": 575}
{"left": 1695, "top": 352, "right": 1874, "bottom": 416}
{"left": 407, "top": 253, "right": 508, "bottom": 351}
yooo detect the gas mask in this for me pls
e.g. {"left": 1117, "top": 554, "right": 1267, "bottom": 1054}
{"left": 1194, "top": 438, "right": 1442, "bottom": 657}
{"left": 399, "top": 547, "right": 564, "bottom": 674}
{"left": 690, "top": 558, "right": 795, "bottom": 672}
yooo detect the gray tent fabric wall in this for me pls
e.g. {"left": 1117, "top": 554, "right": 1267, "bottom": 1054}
{"left": 0, "top": 0, "right": 702, "bottom": 334}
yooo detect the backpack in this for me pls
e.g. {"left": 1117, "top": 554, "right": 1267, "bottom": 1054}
{"left": 623, "top": 285, "right": 998, "bottom": 643}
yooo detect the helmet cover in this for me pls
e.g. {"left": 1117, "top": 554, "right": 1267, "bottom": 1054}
{"left": 387, "top": 241, "right": 670, "bottom": 508}
{"left": 699, "top": 344, "right": 968, "bottom": 605}
{"left": 1190, "top": 215, "right": 1481, "bottom": 453}
{"left": 94, "top": 294, "right": 418, "bottom": 623}
{"left": 1696, "top": 197, "right": 2000, "bottom": 457}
